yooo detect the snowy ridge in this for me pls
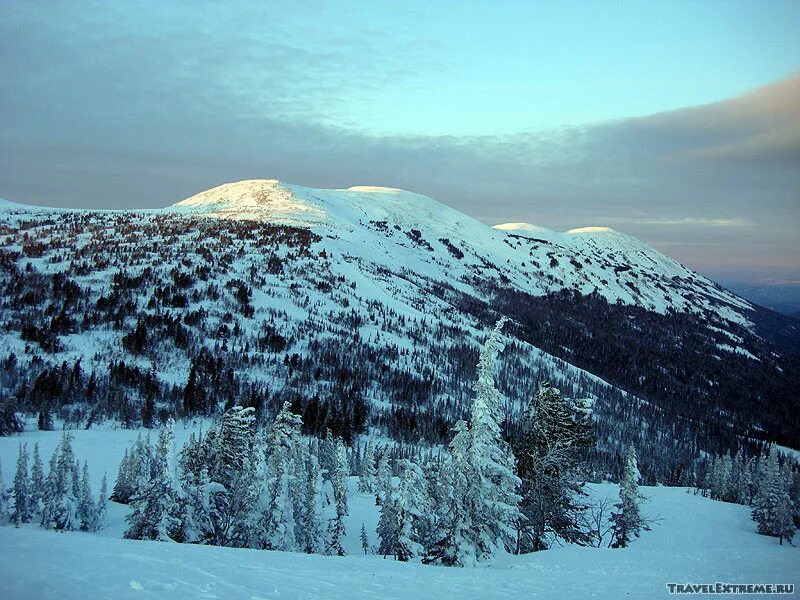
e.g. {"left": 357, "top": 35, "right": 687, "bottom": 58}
{"left": 167, "top": 180, "right": 753, "bottom": 326}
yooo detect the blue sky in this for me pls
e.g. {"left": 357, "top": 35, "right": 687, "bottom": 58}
{"left": 1, "top": 0, "right": 799, "bottom": 284}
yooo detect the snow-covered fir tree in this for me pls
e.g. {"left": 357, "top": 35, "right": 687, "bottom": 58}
{"left": 13, "top": 443, "right": 31, "bottom": 525}
{"left": 320, "top": 431, "right": 336, "bottom": 482}
{"left": 325, "top": 438, "right": 349, "bottom": 556}
{"left": 376, "top": 451, "right": 393, "bottom": 505}
{"left": 0, "top": 457, "right": 9, "bottom": 524}
{"left": 78, "top": 461, "right": 96, "bottom": 531}
{"left": 210, "top": 407, "right": 256, "bottom": 547}
{"left": 360, "top": 522, "right": 370, "bottom": 554}
{"left": 515, "top": 381, "right": 594, "bottom": 552}
{"left": 611, "top": 445, "right": 648, "bottom": 548}
{"left": 41, "top": 432, "right": 79, "bottom": 531}
{"left": 430, "top": 419, "right": 474, "bottom": 566}
{"left": 430, "top": 318, "right": 521, "bottom": 566}
{"left": 394, "top": 458, "right": 432, "bottom": 561}
{"left": 358, "top": 439, "right": 377, "bottom": 494}
{"left": 96, "top": 473, "right": 107, "bottom": 530}
{"left": 260, "top": 402, "right": 303, "bottom": 551}
{"left": 752, "top": 449, "right": 796, "bottom": 544}
{"left": 175, "top": 463, "right": 215, "bottom": 544}
{"left": 111, "top": 448, "right": 134, "bottom": 503}
{"left": 377, "top": 476, "right": 399, "bottom": 558}
{"left": 29, "top": 442, "right": 45, "bottom": 517}
{"left": 125, "top": 419, "right": 179, "bottom": 541}
{"left": 296, "top": 442, "right": 323, "bottom": 554}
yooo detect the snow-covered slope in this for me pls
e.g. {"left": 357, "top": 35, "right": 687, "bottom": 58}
{"left": 1, "top": 423, "right": 797, "bottom": 600}
{"left": 166, "top": 180, "right": 752, "bottom": 325}
{"left": 2, "top": 426, "right": 798, "bottom": 600}
{"left": 1, "top": 179, "right": 796, "bottom": 467}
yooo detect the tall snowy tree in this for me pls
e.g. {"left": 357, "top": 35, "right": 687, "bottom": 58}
{"left": 325, "top": 438, "right": 349, "bottom": 556}
{"left": 259, "top": 402, "right": 303, "bottom": 551}
{"left": 0, "top": 457, "right": 9, "bottom": 524}
{"left": 610, "top": 445, "right": 648, "bottom": 548}
{"left": 320, "top": 431, "right": 336, "bottom": 482}
{"left": 377, "top": 490, "right": 399, "bottom": 558}
{"left": 96, "top": 473, "right": 107, "bottom": 530}
{"left": 376, "top": 451, "right": 393, "bottom": 505}
{"left": 125, "top": 419, "right": 180, "bottom": 541}
{"left": 429, "top": 420, "right": 475, "bottom": 566}
{"left": 210, "top": 406, "right": 257, "bottom": 547}
{"left": 13, "top": 443, "right": 31, "bottom": 525}
{"left": 78, "top": 461, "right": 96, "bottom": 531}
{"left": 752, "top": 449, "right": 796, "bottom": 544}
{"left": 41, "top": 432, "right": 79, "bottom": 531}
{"left": 358, "top": 439, "right": 377, "bottom": 494}
{"left": 298, "top": 441, "right": 323, "bottom": 554}
{"left": 430, "top": 318, "right": 521, "bottom": 566}
{"left": 394, "top": 458, "right": 432, "bottom": 561}
{"left": 29, "top": 442, "right": 45, "bottom": 517}
{"left": 515, "top": 381, "right": 594, "bottom": 552}
{"left": 111, "top": 448, "right": 134, "bottom": 504}
{"left": 360, "top": 522, "right": 370, "bottom": 554}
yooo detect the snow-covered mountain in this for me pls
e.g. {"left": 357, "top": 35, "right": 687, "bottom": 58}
{"left": 0, "top": 180, "right": 798, "bottom": 476}
{"left": 169, "top": 180, "right": 751, "bottom": 325}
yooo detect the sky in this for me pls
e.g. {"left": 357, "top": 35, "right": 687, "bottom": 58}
{"left": 1, "top": 0, "right": 799, "bottom": 291}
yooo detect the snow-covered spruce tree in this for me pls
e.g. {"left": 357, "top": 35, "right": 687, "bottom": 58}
{"left": 13, "top": 443, "right": 31, "bottom": 525}
{"left": 260, "top": 402, "right": 303, "bottom": 551}
{"left": 0, "top": 397, "right": 23, "bottom": 436}
{"left": 788, "top": 466, "right": 800, "bottom": 529}
{"left": 127, "top": 433, "right": 153, "bottom": 501}
{"left": 110, "top": 447, "right": 134, "bottom": 503}
{"left": 377, "top": 478, "right": 399, "bottom": 558}
{"left": 175, "top": 464, "right": 215, "bottom": 544}
{"left": 298, "top": 441, "right": 323, "bottom": 554}
{"left": 96, "top": 473, "right": 107, "bottom": 531}
{"left": 376, "top": 451, "right": 392, "bottom": 505}
{"left": 428, "top": 419, "right": 475, "bottom": 566}
{"left": 29, "top": 442, "right": 45, "bottom": 518}
{"left": 752, "top": 449, "right": 796, "bottom": 544}
{"left": 726, "top": 450, "right": 748, "bottom": 505}
{"left": 125, "top": 419, "right": 180, "bottom": 541}
{"left": 775, "top": 463, "right": 796, "bottom": 545}
{"left": 0, "top": 457, "right": 9, "bottom": 524}
{"left": 394, "top": 458, "right": 432, "bottom": 561}
{"left": 290, "top": 442, "right": 310, "bottom": 550}
{"left": 430, "top": 318, "right": 521, "bottom": 566}
{"left": 320, "top": 431, "right": 336, "bottom": 482}
{"left": 358, "top": 439, "right": 377, "bottom": 494}
{"left": 515, "top": 381, "right": 594, "bottom": 552}
{"left": 360, "top": 522, "right": 370, "bottom": 554}
{"left": 709, "top": 454, "right": 732, "bottom": 502}
{"left": 37, "top": 407, "right": 54, "bottom": 431}
{"left": 78, "top": 461, "right": 96, "bottom": 531}
{"left": 610, "top": 445, "right": 648, "bottom": 548}
{"left": 41, "top": 432, "right": 79, "bottom": 531}
{"left": 325, "top": 438, "right": 349, "bottom": 556}
{"left": 210, "top": 406, "right": 257, "bottom": 547}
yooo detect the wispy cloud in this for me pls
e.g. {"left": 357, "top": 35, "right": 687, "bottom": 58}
{"left": 609, "top": 217, "right": 751, "bottom": 227}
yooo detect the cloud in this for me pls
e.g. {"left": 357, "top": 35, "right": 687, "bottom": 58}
{"left": 609, "top": 217, "right": 751, "bottom": 227}
{"left": 0, "top": 1, "right": 797, "bottom": 282}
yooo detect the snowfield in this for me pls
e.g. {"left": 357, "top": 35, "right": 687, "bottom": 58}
{"left": 1, "top": 427, "right": 798, "bottom": 599}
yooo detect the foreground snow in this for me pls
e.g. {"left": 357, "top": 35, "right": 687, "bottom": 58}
{"left": 1, "top": 484, "right": 798, "bottom": 599}
{"left": 1, "top": 425, "right": 797, "bottom": 599}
